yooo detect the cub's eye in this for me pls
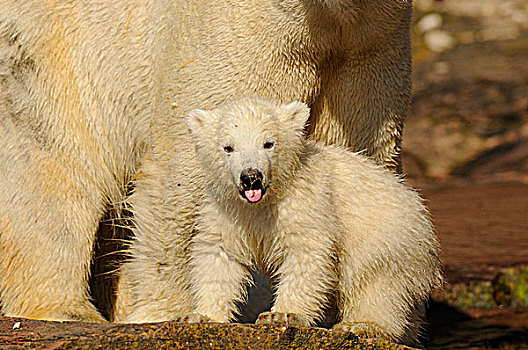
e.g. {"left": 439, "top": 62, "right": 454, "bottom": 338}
{"left": 223, "top": 145, "right": 234, "bottom": 153}
{"left": 263, "top": 141, "right": 275, "bottom": 149}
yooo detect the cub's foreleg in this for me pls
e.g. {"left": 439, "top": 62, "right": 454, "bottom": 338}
{"left": 257, "top": 208, "right": 338, "bottom": 326}
{"left": 190, "top": 203, "right": 252, "bottom": 322}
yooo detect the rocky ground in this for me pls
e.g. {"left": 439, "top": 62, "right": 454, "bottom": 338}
{"left": 406, "top": 0, "right": 528, "bottom": 348}
{"left": 404, "top": 0, "right": 528, "bottom": 180}
{"left": 0, "top": 318, "right": 415, "bottom": 350}
{"left": 421, "top": 184, "right": 528, "bottom": 349}
{"left": 1, "top": 1, "right": 528, "bottom": 349}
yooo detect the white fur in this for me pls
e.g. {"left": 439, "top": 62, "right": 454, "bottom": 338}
{"left": 186, "top": 97, "right": 442, "bottom": 344}
{"left": 0, "top": 0, "right": 412, "bottom": 322}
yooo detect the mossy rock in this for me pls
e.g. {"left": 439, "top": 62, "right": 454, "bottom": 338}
{"left": 0, "top": 317, "right": 416, "bottom": 350}
{"left": 434, "top": 267, "right": 528, "bottom": 310}
{"left": 434, "top": 281, "right": 496, "bottom": 309}
{"left": 494, "top": 267, "right": 528, "bottom": 308}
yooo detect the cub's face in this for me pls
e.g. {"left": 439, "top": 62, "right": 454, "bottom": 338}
{"left": 216, "top": 117, "right": 277, "bottom": 203}
{"left": 186, "top": 98, "right": 309, "bottom": 204}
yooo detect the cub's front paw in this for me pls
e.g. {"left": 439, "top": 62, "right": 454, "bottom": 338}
{"left": 255, "top": 311, "right": 310, "bottom": 327}
{"left": 172, "top": 312, "right": 212, "bottom": 323}
{"left": 332, "top": 321, "right": 390, "bottom": 340}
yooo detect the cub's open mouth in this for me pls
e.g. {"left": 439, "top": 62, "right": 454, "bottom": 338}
{"left": 239, "top": 169, "right": 267, "bottom": 203}
{"left": 241, "top": 188, "right": 265, "bottom": 203}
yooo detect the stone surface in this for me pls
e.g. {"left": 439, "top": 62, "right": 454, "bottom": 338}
{"left": 404, "top": 33, "right": 528, "bottom": 179}
{"left": 416, "top": 13, "right": 443, "bottom": 33}
{"left": 413, "top": 0, "right": 528, "bottom": 44}
{"left": 418, "top": 183, "right": 528, "bottom": 280}
{"left": 423, "top": 30, "right": 455, "bottom": 52}
{"left": 406, "top": 0, "right": 528, "bottom": 180}
{"left": 418, "top": 181, "right": 528, "bottom": 349}
{"left": 427, "top": 303, "right": 528, "bottom": 350}
{"left": 0, "top": 317, "right": 413, "bottom": 349}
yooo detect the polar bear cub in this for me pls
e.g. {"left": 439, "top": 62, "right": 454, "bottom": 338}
{"left": 185, "top": 97, "right": 442, "bottom": 344}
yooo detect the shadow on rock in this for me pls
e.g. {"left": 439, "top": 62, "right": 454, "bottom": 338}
{"left": 426, "top": 301, "right": 528, "bottom": 349}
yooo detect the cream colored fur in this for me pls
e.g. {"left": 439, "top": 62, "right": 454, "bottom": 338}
{"left": 0, "top": 1, "right": 412, "bottom": 322}
{"left": 185, "top": 97, "right": 442, "bottom": 344}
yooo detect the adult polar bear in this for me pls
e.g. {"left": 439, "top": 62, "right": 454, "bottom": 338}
{"left": 0, "top": 1, "right": 412, "bottom": 322}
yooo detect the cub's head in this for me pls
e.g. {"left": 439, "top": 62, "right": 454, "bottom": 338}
{"left": 185, "top": 97, "right": 310, "bottom": 204}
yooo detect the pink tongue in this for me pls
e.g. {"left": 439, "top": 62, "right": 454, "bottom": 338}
{"left": 245, "top": 189, "right": 262, "bottom": 202}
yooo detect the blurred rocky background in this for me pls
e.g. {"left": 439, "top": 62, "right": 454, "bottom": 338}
{"left": 407, "top": 1, "right": 528, "bottom": 349}
{"left": 405, "top": 0, "right": 528, "bottom": 182}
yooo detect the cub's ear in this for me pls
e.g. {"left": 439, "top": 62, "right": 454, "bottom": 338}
{"left": 282, "top": 101, "right": 310, "bottom": 130}
{"left": 185, "top": 109, "right": 212, "bottom": 135}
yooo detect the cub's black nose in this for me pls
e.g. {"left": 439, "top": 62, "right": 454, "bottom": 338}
{"left": 240, "top": 168, "right": 263, "bottom": 191}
